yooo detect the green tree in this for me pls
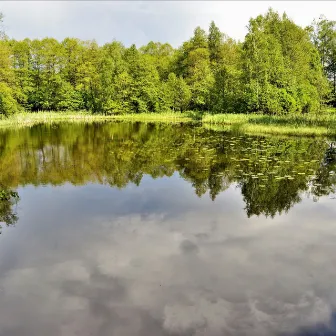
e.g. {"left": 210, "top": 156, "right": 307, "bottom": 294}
{"left": 122, "top": 44, "right": 162, "bottom": 113}
{"left": 208, "top": 21, "right": 223, "bottom": 66}
{"left": 140, "top": 41, "right": 174, "bottom": 80}
{"left": 0, "top": 9, "right": 332, "bottom": 117}
{"left": 76, "top": 40, "right": 103, "bottom": 112}
{"left": 241, "top": 9, "right": 328, "bottom": 115}
{"left": 207, "top": 21, "right": 242, "bottom": 113}
{"left": 174, "top": 27, "right": 214, "bottom": 110}
{"left": 9, "top": 39, "right": 33, "bottom": 109}
{"left": 309, "top": 16, "right": 336, "bottom": 104}
{"left": 0, "top": 14, "right": 21, "bottom": 115}
{"left": 164, "top": 73, "right": 191, "bottom": 112}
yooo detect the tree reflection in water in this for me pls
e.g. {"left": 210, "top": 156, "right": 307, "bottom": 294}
{"left": 0, "top": 122, "right": 334, "bottom": 222}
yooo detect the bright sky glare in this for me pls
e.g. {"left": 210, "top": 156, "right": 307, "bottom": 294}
{"left": 1, "top": 1, "right": 336, "bottom": 47}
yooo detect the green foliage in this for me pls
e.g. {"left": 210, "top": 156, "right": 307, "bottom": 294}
{"left": 0, "top": 188, "right": 19, "bottom": 229}
{"left": 309, "top": 16, "right": 336, "bottom": 104}
{"left": 174, "top": 27, "right": 214, "bottom": 111}
{"left": 0, "top": 40, "right": 21, "bottom": 115}
{"left": 0, "top": 14, "right": 20, "bottom": 116}
{"left": 0, "top": 9, "right": 333, "bottom": 117}
{"left": 0, "top": 83, "right": 20, "bottom": 115}
{"left": 140, "top": 41, "right": 174, "bottom": 79}
{"left": 208, "top": 23, "right": 242, "bottom": 113}
{"left": 241, "top": 10, "right": 328, "bottom": 115}
{"left": 208, "top": 21, "right": 223, "bottom": 65}
{"left": 164, "top": 73, "right": 191, "bottom": 112}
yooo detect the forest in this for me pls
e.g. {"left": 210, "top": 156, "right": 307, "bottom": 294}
{"left": 1, "top": 9, "right": 336, "bottom": 117}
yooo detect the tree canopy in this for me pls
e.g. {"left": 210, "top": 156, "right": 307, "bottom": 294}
{"left": 0, "top": 9, "right": 334, "bottom": 116}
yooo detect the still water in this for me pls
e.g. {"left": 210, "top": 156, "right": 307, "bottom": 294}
{"left": 0, "top": 122, "right": 335, "bottom": 336}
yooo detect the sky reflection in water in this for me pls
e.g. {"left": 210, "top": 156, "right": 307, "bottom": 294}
{"left": 0, "top": 122, "right": 335, "bottom": 336}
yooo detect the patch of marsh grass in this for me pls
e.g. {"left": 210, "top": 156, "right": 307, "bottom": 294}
{"left": 202, "top": 112, "right": 336, "bottom": 137}
{"left": 0, "top": 111, "right": 192, "bottom": 128}
{"left": 1, "top": 109, "right": 336, "bottom": 137}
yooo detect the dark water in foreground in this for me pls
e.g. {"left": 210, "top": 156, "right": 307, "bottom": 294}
{"left": 0, "top": 122, "right": 335, "bottom": 336}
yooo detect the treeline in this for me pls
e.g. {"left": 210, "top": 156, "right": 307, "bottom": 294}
{"left": 1, "top": 9, "right": 336, "bottom": 116}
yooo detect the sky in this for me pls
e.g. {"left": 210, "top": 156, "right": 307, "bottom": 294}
{"left": 1, "top": 1, "right": 336, "bottom": 47}
{"left": 1, "top": 177, "right": 336, "bottom": 335}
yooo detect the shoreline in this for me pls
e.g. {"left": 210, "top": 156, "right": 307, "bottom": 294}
{"left": 0, "top": 111, "right": 335, "bottom": 137}
{"left": 0, "top": 112, "right": 193, "bottom": 128}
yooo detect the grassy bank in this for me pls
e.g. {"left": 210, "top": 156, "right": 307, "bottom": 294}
{"left": 108, "top": 112, "right": 192, "bottom": 123}
{"left": 0, "top": 111, "right": 111, "bottom": 128}
{"left": 202, "top": 112, "right": 336, "bottom": 136}
{"left": 0, "top": 111, "right": 192, "bottom": 128}
{"left": 1, "top": 110, "right": 336, "bottom": 137}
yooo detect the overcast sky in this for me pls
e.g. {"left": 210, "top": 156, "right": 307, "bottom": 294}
{"left": 1, "top": 1, "right": 336, "bottom": 47}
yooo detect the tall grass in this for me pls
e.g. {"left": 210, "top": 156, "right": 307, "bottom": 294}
{"left": 0, "top": 111, "right": 108, "bottom": 127}
{"left": 0, "top": 111, "right": 192, "bottom": 128}
{"left": 109, "top": 112, "right": 192, "bottom": 123}
{"left": 202, "top": 112, "right": 336, "bottom": 137}
{"left": 1, "top": 109, "right": 336, "bottom": 137}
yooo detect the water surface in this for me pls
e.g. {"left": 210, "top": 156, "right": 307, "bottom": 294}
{"left": 0, "top": 122, "right": 335, "bottom": 336}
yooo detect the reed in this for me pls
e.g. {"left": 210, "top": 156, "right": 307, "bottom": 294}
{"left": 1, "top": 109, "right": 336, "bottom": 137}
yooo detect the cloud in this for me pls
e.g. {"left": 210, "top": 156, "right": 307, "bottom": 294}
{"left": 1, "top": 1, "right": 336, "bottom": 47}
{"left": 0, "top": 180, "right": 336, "bottom": 335}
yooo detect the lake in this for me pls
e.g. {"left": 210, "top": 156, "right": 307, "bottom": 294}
{"left": 0, "top": 122, "right": 335, "bottom": 336}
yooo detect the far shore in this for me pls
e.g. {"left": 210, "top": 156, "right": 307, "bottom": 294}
{"left": 0, "top": 110, "right": 336, "bottom": 137}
